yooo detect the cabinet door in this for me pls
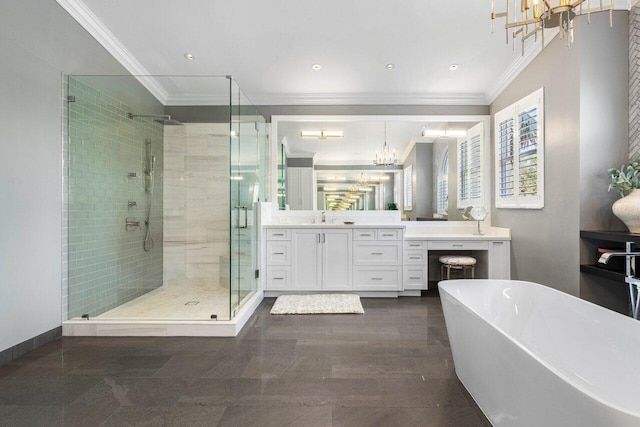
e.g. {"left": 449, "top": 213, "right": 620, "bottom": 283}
{"left": 403, "top": 265, "right": 427, "bottom": 290}
{"left": 291, "top": 230, "right": 322, "bottom": 290}
{"left": 489, "top": 240, "right": 511, "bottom": 279}
{"left": 266, "top": 266, "right": 291, "bottom": 290}
{"left": 353, "top": 266, "right": 402, "bottom": 291}
{"left": 322, "top": 229, "right": 352, "bottom": 290}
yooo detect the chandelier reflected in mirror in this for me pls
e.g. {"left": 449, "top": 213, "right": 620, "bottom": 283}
{"left": 373, "top": 122, "right": 398, "bottom": 166}
{"left": 491, "top": 0, "right": 613, "bottom": 54}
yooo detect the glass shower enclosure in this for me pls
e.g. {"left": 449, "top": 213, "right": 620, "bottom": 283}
{"left": 65, "top": 75, "right": 267, "bottom": 322}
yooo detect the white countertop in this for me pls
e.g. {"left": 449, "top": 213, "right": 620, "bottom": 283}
{"left": 404, "top": 233, "right": 510, "bottom": 241}
{"left": 262, "top": 224, "right": 510, "bottom": 240}
{"left": 263, "top": 224, "right": 406, "bottom": 229}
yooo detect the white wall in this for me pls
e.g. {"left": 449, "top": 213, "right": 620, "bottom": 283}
{"left": 0, "top": 1, "right": 157, "bottom": 353}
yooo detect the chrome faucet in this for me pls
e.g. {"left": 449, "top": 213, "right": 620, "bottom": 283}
{"left": 598, "top": 251, "right": 640, "bottom": 264}
{"left": 598, "top": 243, "right": 640, "bottom": 319}
{"left": 321, "top": 211, "right": 326, "bottom": 223}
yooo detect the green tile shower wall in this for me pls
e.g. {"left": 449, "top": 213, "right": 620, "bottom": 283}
{"left": 66, "top": 77, "right": 164, "bottom": 319}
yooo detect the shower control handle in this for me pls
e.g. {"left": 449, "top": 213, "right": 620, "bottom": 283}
{"left": 126, "top": 217, "right": 140, "bottom": 231}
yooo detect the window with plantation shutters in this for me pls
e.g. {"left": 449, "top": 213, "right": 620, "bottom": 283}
{"left": 403, "top": 165, "right": 412, "bottom": 211}
{"left": 495, "top": 88, "right": 544, "bottom": 209}
{"left": 437, "top": 150, "right": 449, "bottom": 214}
{"left": 457, "top": 123, "right": 484, "bottom": 208}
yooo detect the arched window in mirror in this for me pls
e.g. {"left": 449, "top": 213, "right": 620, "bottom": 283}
{"left": 437, "top": 149, "right": 449, "bottom": 215}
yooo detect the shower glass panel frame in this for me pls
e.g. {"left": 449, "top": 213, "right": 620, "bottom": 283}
{"left": 229, "top": 79, "right": 262, "bottom": 317}
{"left": 65, "top": 75, "right": 264, "bottom": 322}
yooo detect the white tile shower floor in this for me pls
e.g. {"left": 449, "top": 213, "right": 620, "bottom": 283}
{"left": 95, "top": 284, "right": 240, "bottom": 321}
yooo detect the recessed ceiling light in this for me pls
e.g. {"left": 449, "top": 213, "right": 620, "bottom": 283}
{"left": 184, "top": 53, "right": 194, "bottom": 60}
{"left": 386, "top": 64, "right": 395, "bottom": 71}
{"left": 312, "top": 63, "right": 322, "bottom": 70}
{"left": 449, "top": 64, "right": 459, "bottom": 71}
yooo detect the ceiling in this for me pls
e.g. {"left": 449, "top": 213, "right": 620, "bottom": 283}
{"left": 54, "top": 0, "right": 607, "bottom": 106}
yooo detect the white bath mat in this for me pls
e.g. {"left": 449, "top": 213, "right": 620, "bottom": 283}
{"left": 270, "top": 294, "right": 365, "bottom": 315}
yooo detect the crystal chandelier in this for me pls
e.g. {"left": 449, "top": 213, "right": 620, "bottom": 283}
{"left": 356, "top": 173, "right": 369, "bottom": 185}
{"left": 373, "top": 122, "right": 397, "bottom": 166}
{"left": 491, "top": 0, "right": 613, "bottom": 53}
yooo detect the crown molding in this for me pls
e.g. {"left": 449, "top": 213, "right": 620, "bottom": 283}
{"left": 245, "top": 92, "right": 489, "bottom": 106}
{"left": 56, "top": 0, "right": 168, "bottom": 104}
{"left": 486, "top": 1, "right": 630, "bottom": 104}
{"left": 485, "top": 28, "right": 559, "bottom": 104}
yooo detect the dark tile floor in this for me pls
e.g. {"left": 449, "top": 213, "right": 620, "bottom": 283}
{"left": 0, "top": 296, "right": 490, "bottom": 426}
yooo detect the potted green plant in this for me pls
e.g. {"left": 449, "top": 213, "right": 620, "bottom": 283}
{"left": 387, "top": 202, "right": 398, "bottom": 210}
{"left": 608, "top": 160, "right": 640, "bottom": 233}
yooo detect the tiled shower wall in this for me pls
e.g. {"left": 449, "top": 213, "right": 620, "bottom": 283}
{"left": 65, "top": 77, "right": 164, "bottom": 319}
{"left": 163, "top": 123, "right": 230, "bottom": 288}
{"left": 630, "top": 5, "right": 640, "bottom": 159}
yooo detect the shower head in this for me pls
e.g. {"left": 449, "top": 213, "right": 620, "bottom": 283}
{"left": 128, "top": 113, "right": 183, "bottom": 126}
{"left": 155, "top": 118, "right": 183, "bottom": 126}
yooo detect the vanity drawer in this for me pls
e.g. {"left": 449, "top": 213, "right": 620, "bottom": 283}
{"left": 404, "top": 240, "right": 426, "bottom": 250}
{"left": 404, "top": 251, "right": 426, "bottom": 265}
{"left": 378, "top": 229, "right": 402, "bottom": 240}
{"left": 428, "top": 241, "right": 489, "bottom": 251}
{"left": 353, "top": 229, "right": 377, "bottom": 240}
{"left": 266, "top": 229, "right": 291, "bottom": 241}
{"left": 353, "top": 242, "right": 402, "bottom": 265}
{"left": 266, "top": 241, "right": 291, "bottom": 265}
{"left": 266, "top": 266, "right": 291, "bottom": 290}
{"left": 403, "top": 265, "right": 428, "bottom": 290}
{"left": 353, "top": 266, "right": 402, "bottom": 291}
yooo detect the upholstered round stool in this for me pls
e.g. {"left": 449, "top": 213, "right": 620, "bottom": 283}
{"left": 439, "top": 255, "right": 477, "bottom": 280}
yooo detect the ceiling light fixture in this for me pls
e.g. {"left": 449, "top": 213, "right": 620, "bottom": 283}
{"left": 422, "top": 128, "right": 467, "bottom": 138}
{"left": 373, "top": 122, "right": 397, "bottom": 166}
{"left": 386, "top": 64, "right": 395, "bottom": 71}
{"left": 491, "top": 0, "right": 613, "bottom": 53}
{"left": 300, "top": 130, "right": 344, "bottom": 139}
{"left": 184, "top": 53, "right": 194, "bottom": 60}
{"left": 449, "top": 64, "right": 459, "bottom": 71}
{"left": 312, "top": 63, "right": 322, "bottom": 70}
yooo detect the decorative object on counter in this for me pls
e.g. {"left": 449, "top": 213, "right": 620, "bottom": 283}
{"left": 461, "top": 206, "right": 473, "bottom": 220}
{"left": 470, "top": 206, "right": 488, "bottom": 236}
{"left": 343, "top": 221, "right": 354, "bottom": 225}
{"left": 270, "top": 294, "right": 364, "bottom": 315}
{"left": 387, "top": 202, "right": 398, "bottom": 210}
{"left": 608, "top": 160, "right": 640, "bottom": 233}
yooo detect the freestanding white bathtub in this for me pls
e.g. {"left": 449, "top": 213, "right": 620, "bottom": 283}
{"left": 439, "top": 279, "right": 640, "bottom": 426}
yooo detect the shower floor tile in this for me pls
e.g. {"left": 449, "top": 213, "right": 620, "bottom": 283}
{"left": 95, "top": 285, "right": 242, "bottom": 321}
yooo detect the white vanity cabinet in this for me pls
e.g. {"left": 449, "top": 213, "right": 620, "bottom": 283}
{"left": 264, "top": 224, "right": 511, "bottom": 295}
{"left": 266, "top": 228, "right": 352, "bottom": 291}
{"left": 353, "top": 228, "right": 404, "bottom": 291}
{"left": 403, "top": 240, "right": 428, "bottom": 290}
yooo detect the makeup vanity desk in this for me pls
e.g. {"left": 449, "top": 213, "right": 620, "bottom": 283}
{"left": 263, "top": 221, "right": 511, "bottom": 296}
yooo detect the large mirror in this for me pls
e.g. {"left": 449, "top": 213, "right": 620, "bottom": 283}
{"left": 271, "top": 115, "right": 490, "bottom": 221}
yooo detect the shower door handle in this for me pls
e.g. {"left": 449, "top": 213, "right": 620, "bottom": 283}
{"left": 236, "top": 206, "right": 248, "bottom": 229}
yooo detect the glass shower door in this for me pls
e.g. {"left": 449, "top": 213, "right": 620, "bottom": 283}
{"left": 230, "top": 80, "right": 260, "bottom": 316}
